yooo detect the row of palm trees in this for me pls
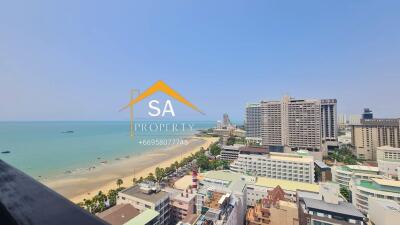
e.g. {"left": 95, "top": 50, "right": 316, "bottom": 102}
{"left": 78, "top": 147, "right": 207, "bottom": 214}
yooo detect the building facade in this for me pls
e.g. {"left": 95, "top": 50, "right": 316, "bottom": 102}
{"left": 220, "top": 144, "right": 245, "bottom": 161}
{"left": 350, "top": 178, "right": 400, "bottom": 214}
{"left": 246, "top": 103, "right": 262, "bottom": 142}
{"left": 230, "top": 151, "right": 315, "bottom": 183}
{"left": 331, "top": 165, "right": 381, "bottom": 189}
{"left": 246, "top": 96, "right": 337, "bottom": 154}
{"left": 377, "top": 145, "right": 400, "bottom": 179}
{"left": 368, "top": 197, "right": 400, "bottom": 225}
{"left": 351, "top": 118, "right": 400, "bottom": 160}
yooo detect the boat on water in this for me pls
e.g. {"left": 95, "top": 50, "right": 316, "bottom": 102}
{"left": 1, "top": 150, "right": 11, "bottom": 154}
{"left": 61, "top": 130, "right": 74, "bottom": 134}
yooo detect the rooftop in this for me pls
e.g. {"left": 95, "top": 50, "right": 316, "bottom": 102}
{"left": 124, "top": 209, "right": 159, "bottom": 225}
{"left": 340, "top": 165, "right": 379, "bottom": 173}
{"left": 239, "top": 146, "right": 269, "bottom": 155}
{"left": 302, "top": 197, "right": 364, "bottom": 219}
{"left": 174, "top": 175, "right": 193, "bottom": 190}
{"left": 358, "top": 179, "right": 400, "bottom": 193}
{"left": 254, "top": 177, "right": 319, "bottom": 193}
{"left": 314, "top": 160, "right": 330, "bottom": 170}
{"left": 120, "top": 185, "right": 169, "bottom": 204}
{"left": 97, "top": 204, "right": 140, "bottom": 225}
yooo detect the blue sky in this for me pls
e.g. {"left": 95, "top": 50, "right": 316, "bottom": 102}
{"left": 1, "top": 0, "right": 399, "bottom": 121}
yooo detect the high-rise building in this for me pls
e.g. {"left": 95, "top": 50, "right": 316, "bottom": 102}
{"left": 246, "top": 96, "right": 337, "bottom": 153}
{"left": 245, "top": 103, "right": 262, "bottom": 141}
{"left": 351, "top": 118, "right": 400, "bottom": 160}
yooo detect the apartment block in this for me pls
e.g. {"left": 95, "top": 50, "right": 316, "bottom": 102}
{"left": 220, "top": 144, "right": 245, "bottom": 161}
{"left": 246, "top": 96, "right": 337, "bottom": 154}
{"left": 117, "top": 182, "right": 170, "bottom": 225}
{"left": 350, "top": 178, "right": 400, "bottom": 214}
{"left": 351, "top": 118, "right": 400, "bottom": 160}
{"left": 230, "top": 151, "right": 315, "bottom": 183}
{"left": 331, "top": 165, "right": 381, "bottom": 189}
{"left": 246, "top": 103, "right": 262, "bottom": 143}
{"left": 165, "top": 188, "right": 196, "bottom": 224}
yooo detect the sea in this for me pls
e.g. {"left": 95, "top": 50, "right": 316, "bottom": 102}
{"left": 0, "top": 121, "right": 214, "bottom": 179}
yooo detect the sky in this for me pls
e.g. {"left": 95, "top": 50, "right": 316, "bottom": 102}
{"left": 0, "top": 0, "right": 399, "bottom": 121}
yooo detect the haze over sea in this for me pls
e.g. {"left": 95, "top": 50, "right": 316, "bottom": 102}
{"left": 0, "top": 121, "right": 214, "bottom": 179}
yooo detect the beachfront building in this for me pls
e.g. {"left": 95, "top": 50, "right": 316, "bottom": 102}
{"left": 220, "top": 144, "right": 245, "bottom": 161}
{"left": 246, "top": 96, "right": 337, "bottom": 155}
{"left": 195, "top": 171, "right": 247, "bottom": 225}
{"left": 117, "top": 182, "right": 171, "bottom": 225}
{"left": 368, "top": 197, "right": 400, "bottom": 225}
{"left": 350, "top": 178, "right": 400, "bottom": 214}
{"left": 377, "top": 145, "right": 400, "bottom": 179}
{"left": 230, "top": 150, "right": 315, "bottom": 183}
{"left": 351, "top": 118, "right": 400, "bottom": 160}
{"left": 298, "top": 183, "right": 366, "bottom": 225}
{"left": 246, "top": 186, "right": 299, "bottom": 225}
{"left": 331, "top": 165, "right": 381, "bottom": 189}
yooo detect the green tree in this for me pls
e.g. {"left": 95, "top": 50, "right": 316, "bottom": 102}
{"left": 155, "top": 167, "right": 166, "bottom": 182}
{"left": 226, "top": 136, "right": 235, "bottom": 145}
{"left": 197, "top": 153, "right": 209, "bottom": 170}
{"left": 107, "top": 189, "right": 118, "bottom": 207}
{"left": 340, "top": 187, "right": 351, "bottom": 202}
{"left": 146, "top": 172, "right": 156, "bottom": 182}
{"left": 116, "top": 178, "right": 123, "bottom": 188}
{"left": 132, "top": 177, "right": 137, "bottom": 185}
{"left": 209, "top": 143, "right": 221, "bottom": 157}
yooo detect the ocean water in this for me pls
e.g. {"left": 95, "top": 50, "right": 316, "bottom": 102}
{"left": 0, "top": 121, "right": 214, "bottom": 179}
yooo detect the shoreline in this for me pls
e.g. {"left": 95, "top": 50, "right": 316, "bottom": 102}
{"left": 43, "top": 136, "right": 218, "bottom": 203}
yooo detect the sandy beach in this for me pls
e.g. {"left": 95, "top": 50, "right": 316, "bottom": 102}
{"left": 44, "top": 136, "right": 217, "bottom": 203}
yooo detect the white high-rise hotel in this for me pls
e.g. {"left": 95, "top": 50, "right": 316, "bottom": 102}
{"left": 246, "top": 96, "right": 337, "bottom": 153}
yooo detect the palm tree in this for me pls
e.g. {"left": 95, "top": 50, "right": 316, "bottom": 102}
{"left": 146, "top": 172, "right": 156, "bottom": 182}
{"left": 132, "top": 177, "right": 137, "bottom": 185}
{"left": 116, "top": 178, "right": 123, "bottom": 188}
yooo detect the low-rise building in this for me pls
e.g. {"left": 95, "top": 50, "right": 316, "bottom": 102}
{"left": 117, "top": 182, "right": 170, "bottom": 225}
{"left": 195, "top": 170, "right": 247, "bottom": 225}
{"left": 164, "top": 188, "right": 196, "bottom": 224}
{"left": 368, "top": 197, "right": 400, "bottom": 225}
{"left": 377, "top": 145, "right": 400, "bottom": 179}
{"left": 231, "top": 151, "right": 315, "bottom": 183}
{"left": 298, "top": 183, "right": 365, "bottom": 225}
{"left": 246, "top": 186, "right": 299, "bottom": 225}
{"left": 97, "top": 204, "right": 159, "bottom": 225}
{"left": 220, "top": 144, "right": 245, "bottom": 161}
{"left": 331, "top": 165, "right": 381, "bottom": 189}
{"left": 350, "top": 178, "right": 400, "bottom": 214}
{"left": 246, "top": 177, "right": 319, "bottom": 206}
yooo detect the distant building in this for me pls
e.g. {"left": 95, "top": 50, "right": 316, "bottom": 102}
{"left": 246, "top": 186, "right": 299, "bottom": 225}
{"left": 368, "top": 197, "right": 400, "bottom": 225}
{"left": 350, "top": 178, "right": 400, "bottom": 214}
{"left": 256, "top": 96, "right": 337, "bottom": 153}
{"left": 331, "top": 165, "right": 381, "bottom": 189}
{"left": 362, "top": 108, "right": 373, "bottom": 120}
{"left": 245, "top": 103, "right": 262, "bottom": 144}
{"left": 377, "top": 145, "right": 400, "bottom": 179}
{"left": 351, "top": 118, "right": 400, "bottom": 160}
{"left": 298, "top": 183, "right": 365, "bottom": 225}
{"left": 230, "top": 151, "right": 315, "bottom": 183}
{"left": 117, "top": 182, "right": 170, "bottom": 225}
